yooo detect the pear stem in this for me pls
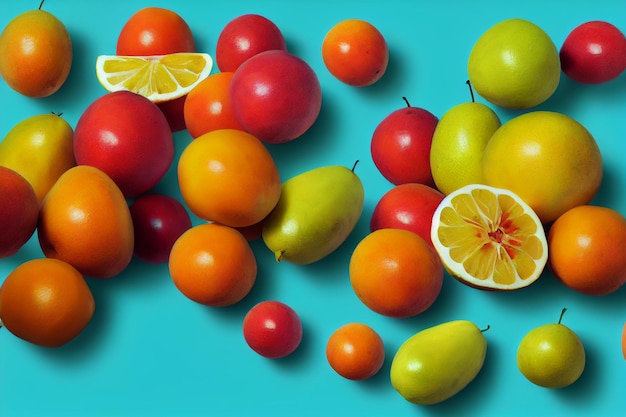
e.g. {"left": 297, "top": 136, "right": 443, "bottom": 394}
{"left": 39, "top": 0, "right": 45, "bottom": 10}
{"left": 402, "top": 96, "right": 411, "bottom": 107}
{"left": 558, "top": 307, "right": 567, "bottom": 324}
{"left": 480, "top": 324, "right": 491, "bottom": 333}
{"left": 351, "top": 160, "right": 360, "bottom": 172}
{"left": 466, "top": 80, "right": 475, "bottom": 103}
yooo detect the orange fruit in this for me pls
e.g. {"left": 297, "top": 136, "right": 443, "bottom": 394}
{"left": 0, "top": 166, "right": 39, "bottom": 258}
{"left": 0, "top": 258, "right": 95, "bottom": 347}
{"left": 95, "top": 52, "right": 213, "bottom": 103}
{"left": 116, "top": 7, "right": 195, "bottom": 56}
{"left": 184, "top": 71, "right": 244, "bottom": 138}
{"left": 548, "top": 205, "right": 626, "bottom": 296}
{"left": 37, "top": 165, "right": 134, "bottom": 279}
{"left": 177, "top": 129, "right": 281, "bottom": 227}
{"left": 482, "top": 111, "right": 603, "bottom": 224}
{"left": 350, "top": 228, "right": 443, "bottom": 318}
{"left": 169, "top": 223, "right": 257, "bottom": 307}
{"left": 322, "top": 19, "right": 388, "bottom": 87}
{"left": 431, "top": 184, "right": 548, "bottom": 291}
{"left": 0, "top": 7, "right": 72, "bottom": 97}
{"left": 622, "top": 323, "right": 626, "bottom": 361}
{"left": 326, "top": 323, "right": 385, "bottom": 380}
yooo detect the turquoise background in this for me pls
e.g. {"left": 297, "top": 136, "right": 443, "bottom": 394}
{"left": 1, "top": 1, "right": 625, "bottom": 416}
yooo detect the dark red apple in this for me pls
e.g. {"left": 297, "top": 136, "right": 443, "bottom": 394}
{"left": 370, "top": 98, "right": 438, "bottom": 186}
{"left": 129, "top": 193, "right": 192, "bottom": 264}
{"left": 560, "top": 20, "right": 626, "bottom": 84}
{"left": 0, "top": 166, "right": 39, "bottom": 258}
{"left": 157, "top": 95, "right": 187, "bottom": 133}
{"left": 370, "top": 183, "right": 444, "bottom": 247}
{"left": 216, "top": 14, "right": 287, "bottom": 72}
{"left": 74, "top": 91, "right": 175, "bottom": 198}
{"left": 230, "top": 50, "right": 322, "bottom": 144}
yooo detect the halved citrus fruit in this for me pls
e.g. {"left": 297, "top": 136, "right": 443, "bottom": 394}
{"left": 430, "top": 184, "right": 548, "bottom": 290}
{"left": 95, "top": 52, "right": 213, "bottom": 102}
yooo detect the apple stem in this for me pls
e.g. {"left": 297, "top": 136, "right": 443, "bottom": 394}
{"left": 466, "top": 80, "right": 475, "bottom": 103}
{"left": 51, "top": 111, "right": 64, "bottom": 117}
{"left": 558, "top": 307, "right": 567, "bottom": 324}
{"left": 351, "top": 160, "right": 360, "bottom": 172}
{"left": 401, "top": 96, "right": 411, "bottom": 107}
{"left": 39, "top": 0, "right": 45, "bottom": 10}
{"left": 480, "top": 324, "right": 491, "bottom": 332}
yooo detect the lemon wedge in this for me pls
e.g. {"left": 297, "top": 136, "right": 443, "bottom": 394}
{"left": 430, "top": 184, "right": 548, "bottom": 291}
{"left": 95, "top": 52, "right": 213, "bottom": 103}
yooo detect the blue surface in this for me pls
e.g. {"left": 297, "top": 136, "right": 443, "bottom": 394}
{"left": 1, "top": 1, "right": 625, "bottom": 416}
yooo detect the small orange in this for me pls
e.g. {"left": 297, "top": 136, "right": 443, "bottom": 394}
{"left": 116, "top": 7, "right": 195, "bottom": 56}
{"left": 622, "top": 323, "right": 626, "bottom": 361}
{"left": 37, "top": 165, "right": 134, "bottom": 279}
{"left": 350, "top": 228, "right": 444, "bottom": 318}
{"left": 548, "top": 205, "right": 626, "bottom": 296}
{"left": 168, "top": 223, "right": 257, "bottom": 307}
{"left": 0, "top": 258, "right": 95, "bottom": 347}
{"left": 0, "top": 7, "right": 72, "bottom": 97}
{"left": 326, "top": 323, "right": 385, "bottom": 380}
{"left": 184, "top": 71, "right": 244, "bottom": 138}
{"left": 322, "top": 19, "right": 388, "bottom": 87}
{"left": 177, "top": 129, "right": 281, "bottom": 227}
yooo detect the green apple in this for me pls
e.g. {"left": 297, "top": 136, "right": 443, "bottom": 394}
{"left": 468, "top": 18, "right": 560, "bottom": 109}
{"left": 517, "top": 308, "right": 585, "bottom": 388}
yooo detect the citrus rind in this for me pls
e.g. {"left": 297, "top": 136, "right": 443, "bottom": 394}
{"left": 430, "top": 184, "right": 548, "bottom": 291}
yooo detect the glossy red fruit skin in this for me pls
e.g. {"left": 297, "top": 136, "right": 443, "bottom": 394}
{"left": 243, "top": 300, "right": 303, "bottom": 359}
{"left": 0, "top": 167, "right": 39, "bottom": 258}
{"left": 370, "top": 183, "right": 444, "bottom": 248}
{"left": 157, "top": 96, "right": 187, "bottom": 133}
{"left": 371, "top": 103, "right": 439, "bottom": 186}
{"left": 230, "top": 50, "right": 322, "bottom": 144}
{"left": 73, "top": 91, "right": 174, "bottom": 198}
{"left": 129, "top": 194, "right": 192, "bottom": 264}
{"left": 560, "top": 20, "right": 626, "bottom": 84}
{"left": 216, "top": 14, "right": 287, "bottom": 72}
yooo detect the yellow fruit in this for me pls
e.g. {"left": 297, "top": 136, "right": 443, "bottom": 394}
{"left": 430, "top": 101, "right": 501, "bottom": 195}
{"left": 430, "top": 184, "right": 548, "bottom": 291}
{"left": 95, "top": 52, "right": 213, "bottom": 103}
{"left": 0, "top": 113, "right": 75, "bottom": 203}
{"left": 468, "top": 18, "right": 560, "bottom": 109}
{"left": 482, "top": 111, "right": 603, "bottom": 224}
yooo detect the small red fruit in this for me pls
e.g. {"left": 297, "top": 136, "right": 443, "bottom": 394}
{"left": 0, "top": 166, "right": 39, "bottom": 258}
{"left": 370, "top": 183, "right": 444, "bottom": 247}
{"left": 243, "top": 300, "right": 303, "bottom": 359}
{"left": 560, "top": 20, "right": 626, "bottom": 84}
{"left": 216, "top": 14, "right": 287, "bottom": 72}
{"left": 371, "top": 98, "right": 439, "bottom": 186}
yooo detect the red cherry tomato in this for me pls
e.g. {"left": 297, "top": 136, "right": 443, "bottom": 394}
{"left": 243, "top": 300, "right": 303, "bottom": 359}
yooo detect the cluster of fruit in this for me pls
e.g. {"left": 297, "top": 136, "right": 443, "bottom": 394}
{"left": 0, "top": 2, "right": 625, "bottom": 408}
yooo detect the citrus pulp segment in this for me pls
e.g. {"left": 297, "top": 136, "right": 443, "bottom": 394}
{"left": 430, "top": 184, "right": 548, "bottom": 290}
{"left": 95, "top": 52, "right": 213, "bottom": 102}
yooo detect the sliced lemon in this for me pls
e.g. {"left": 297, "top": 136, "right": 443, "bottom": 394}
{"left": 95, "top": 53, "right": 213, "bottom": 103}
{"left": 430, "top": 184, "right": 548, "bottom": 291}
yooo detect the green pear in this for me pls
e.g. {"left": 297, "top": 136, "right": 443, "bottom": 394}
{"left": 430, "top": 98, "right": 501, "bottom": 195}
{"left": 468, "top": 18, "right": 560, "bottom": 109}
{"left": 516, "top": 308, "right": 585, "bottom": 388}
{"left": 261, "top": 163, "right": 364, "bottom": 265}
{"left": 390, "top": 320, "right": 487, "bottom": 405}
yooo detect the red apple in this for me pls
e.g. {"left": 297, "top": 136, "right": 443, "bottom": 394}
{"left": 230, "top": 50, "right": 322, "bottom": 144}
{"left": 74, "top": 91, "right": 174, "bottom": 198}
{"left": 129, "top": 193, "right": 192, "bottom": 264}
{"left": 243, "top": 300, "right": 303, "bottom": 359}
{"left": 157, "top": 96, "right": 187, "bottom": 133}
{"left": 560, "top": 20, "right": 626, "bottom": 84}
{"left": 216, "top": 14, "right": 287, "bottom": 72}
{"left": 370, "top": 183, "right": 444, "bottom": 247}
{"left": 370, "top": 98, "right": 438, "bottom": 186}
{"left": 0, "top": 166, "right": 39, "bottom": 258}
